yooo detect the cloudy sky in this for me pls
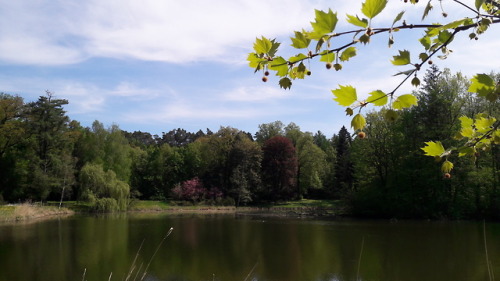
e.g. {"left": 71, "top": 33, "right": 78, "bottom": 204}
{"left": 0, "top": 0, "right": 498, "bottom": 137}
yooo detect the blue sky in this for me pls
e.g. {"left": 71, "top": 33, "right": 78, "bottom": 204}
{"left": 0, "top": 0, "right": 498, "bottom": 137}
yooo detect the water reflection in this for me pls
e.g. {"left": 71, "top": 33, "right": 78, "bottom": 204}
{"left": 0, "top": 214, "right": 499, "bottom": 281}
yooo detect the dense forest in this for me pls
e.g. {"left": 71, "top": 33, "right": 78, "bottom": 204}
{"left": 0, "top": 66, "right": 498, "bottom": 219}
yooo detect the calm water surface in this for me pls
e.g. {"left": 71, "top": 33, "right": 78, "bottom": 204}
{"left": 0, "top": 213, "right": 499, "bottom": 281}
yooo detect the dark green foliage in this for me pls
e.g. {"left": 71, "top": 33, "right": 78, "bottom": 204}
{"left": 0, "top": 74, "right": 498, "bottom": 217}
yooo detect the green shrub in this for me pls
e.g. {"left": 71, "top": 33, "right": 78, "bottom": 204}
{"left": 92, "top": 198, "right": 120, "bottom": 213}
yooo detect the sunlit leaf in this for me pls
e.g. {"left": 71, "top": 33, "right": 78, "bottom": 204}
{"left": 394, "top": 69, "right": 414, "bottom": 76}
{"left": 458, "top": 146, "right": 475, "bottom": 157}
{"left": 247, "top": 53, "right": 266, "bottom": 69}
{"left": 458, "top": 116, "right": 475, "bottom": 138}
{"left": 253, "top": 36, "right": 272, "bottom": 54}
{"left": 441, "top": 19, "right": 467, "bottom": 30}
{"left": 269, "top": 57, "right": 289, "bottom": 77}
{"left": 422, "top": 0, "right": 433, "bottom": 20}
{"left": 437, "top": 30, "right": 454, "bottom": 44}
{"left": 351, "top": 114, "right": 366, "bottom": 131}
{"left": 320, "top": 52, "right": 335, "bottom": 63}
{"left": 309, "top": 9, "right": 338, "bottom": 39}
{"left": 393, "top": 11, "right": 405, "bottom": 26}
{"left": 393, "top": 94, "right": 418, "bottom": 110}
{"left": 346, "top": 14, "right": 368, "bottom": 28}
{"left": 289, "top": 53, "right": 308, "bottom": 63}
{"left": 332, "top": 85, "right": 358, "bottom": 106}
{"left": 441, "top": 160, "right": 454, "bottom": 173}
{"left": 459, "top": 116, "right": 474, "bottom": 128}
{"left": 391, "top": 50, "right": 411, "bottom": 65}
{"left": 279, "top": 77, "right": 292, "bottom": 90}
{"left": 421, "top": 141, "right": 445, "bottom": 157}
{"left": 475, "top": 117, "right": 496, "bottom": 133}
{"left": 268, "top": 39, "right": 281, "bottom": 57}
{"left": 291, "top": 31, "right": 311, "bottom": 49}
{"left": 419, "top": 36, "right": 431, "bottom": 50}
{"left": 339, "top": 47, "right": 357, "bottom": 62}
{"left": 475, "top": 0, "right": 486, "bottom": 10}
{"left": 384, "top": 109, "right": 399, "bottom": 122}
{"left": 361, "top": 0, "right": 388, "bottom": 19}
{"left": 419, "top": 52, "right": 429, "bottom": 61}
{"left": 366, "top": 90, "right": 388, "bottom": 106}
{"left": 468, "top": 74, "right": 495, "bottom": 97}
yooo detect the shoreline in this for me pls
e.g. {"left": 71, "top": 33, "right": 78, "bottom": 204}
{"left": 0, "top": 200, "right": 344, "bottom": 225}
{"left": 0, "top": 204, "right": 74, "bottom": 225}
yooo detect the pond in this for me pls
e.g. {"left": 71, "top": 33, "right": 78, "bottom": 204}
{"left": 0, "top": 213, "right": 499, "bottom": 281}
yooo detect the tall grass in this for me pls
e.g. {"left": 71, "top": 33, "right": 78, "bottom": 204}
{"left": 0, "top": 203, "right": 73, "bottom": 223}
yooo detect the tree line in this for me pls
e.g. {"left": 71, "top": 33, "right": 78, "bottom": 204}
{"left": 0, "top": 67, "right": 498, "bottom": 218}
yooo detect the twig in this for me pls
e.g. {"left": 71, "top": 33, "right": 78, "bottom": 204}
{"left": 483, "top": 220, "right": 494, "bottom": 281}
{"left": 356, "top": 237, "right": 365, "bottom": 281}
{"left": 243, "top": 262, "right": 259, "bottom": 281}
{"left": 139, "top": 227, "right": 174, "bottom": 281}
{"left": 125, "top": 239, "right": 145, "bottom": 281}
{"left": 81, "top": 268, "right": 86, "bottom": 281}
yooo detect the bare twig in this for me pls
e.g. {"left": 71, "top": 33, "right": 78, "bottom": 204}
{"left": 139, "top": 227, "right": 174, "bottom": 281}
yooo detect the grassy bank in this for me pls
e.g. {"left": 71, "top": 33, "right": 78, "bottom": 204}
{"left": 0, "top": 203, "right": 74, "bottom": 224}
{"left": 128, "top": 199, "right": 344, "bottom": 217}
{"left": 0, "top": 199, "right": 343, "bottom": 223}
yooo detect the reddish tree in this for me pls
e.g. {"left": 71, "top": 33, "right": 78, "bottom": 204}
{"left": 261, "top": 136, "right": 298, "bottom": 201}
{"left": 172, "top": 177, "right": 206, "bottom": 202}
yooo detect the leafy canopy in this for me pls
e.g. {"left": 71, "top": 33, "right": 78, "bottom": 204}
{"left": 248, "top": 0, "right": 500, "bottom": 176}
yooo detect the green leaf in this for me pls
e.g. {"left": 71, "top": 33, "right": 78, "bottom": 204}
{"left": 384, "top": 109, "right": 399, "bottom": 122}
{"left": 309, "top": 9, "right": 338, "bottom": 39}
{"left": 437, "top": 30, "right": 454, "bottom": 44}
{"left": 394, "top": 69, "right": 414, "bottom": 76}
{"left": 351, "top": 114, "right": 366, "bottom": 131}
{"left": 468, "top": 74, "right": 495, "bottom": 97}
{"left": 421, "top": 141, "right": 445, "bottom": 157}
{"left": 459, "top": 116, "right": 474, "bottom": 128}
{"left": 458, "top": 146, "right": 475, "bottom": 157}
{"left": 419, "top": 52, "right": 429, "bottom": 61}
{"left": 393, "top": 94, "right": 418, "bottom": 110}
{"left": 459, "top": 116, "right": 474, "bottom": 138}
{"left": 411, "top": 76, "right": 420, "bottom": 87}
{"left": 391, "top": 50, "right": 411, "bottom": 65}
{"left": 291, "top": 31, "right": 311, "bottom": 49}
{"left": 361, "top": 0, "right": 388, "bottom": 19}
{"left": 346, "top": 14, "right": 368, "bottom": 28}
{"left": 289, "top": 53, "right": 308, "bottom": 63}
{"left": 247, "top": 53, "right": 266, "bottom": 70}
{"left": 422, "top": 0, "right": 433, "bottom": 20}
{"left": 345, "top": 108, "right": 354, "bottom": 116}
{"left": 269, "top": 57, "right": 289, "bottom": 77}
{"left": 393, "top": 11, "right": 405, "bottom": 26}
{"left": 332, "top": 85, "right": 358, "bottom": 106}
{"left": 475, "top": 117, "right": 496, "bottom": 133}
{"left": 366, "top": 90, "right": 388, "bottom": 106}
{"left": 441, "top": 160, "right": 454, "bottom": 173}
{"left": 419, "top": 36, "right": 431, "bottom": 50}
{"left": 268, "top": 39, "right": 280, "bottom": 57}
{"left": 253, "top": 37, "right": 272, "bottom": 54}
{"left": 339, "top": 47, "right": 357, "bottom": 62}
{"left": 475, "top": 0, "right": 485, "bottom": 11}
{"left": 320, "top": 52, "right": 335, "bottom": 63}
{"left": 279, "top": 77, "right": 292, "bottom": 90}
{"left": 441, "top": 19, "right": 467, "bottom": 30}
